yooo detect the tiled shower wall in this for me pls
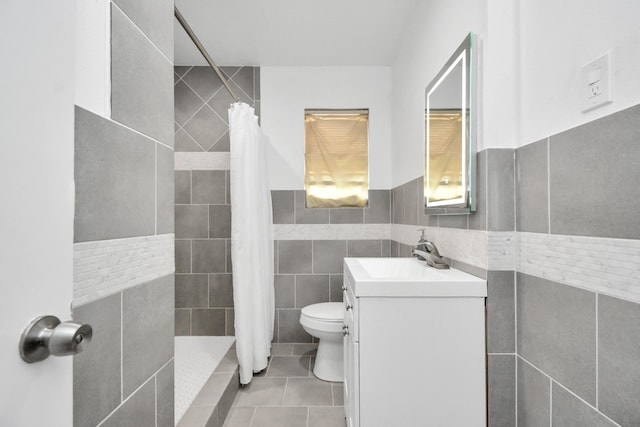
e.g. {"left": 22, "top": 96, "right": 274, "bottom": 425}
{"left": 72, "top": 1, "right": 175, "bottom": 427}
{"left": 391, "top": 103, "right": 640, "bottom": 426}
{"left": 174, "top": 66, "right": 259, "bottom": 336}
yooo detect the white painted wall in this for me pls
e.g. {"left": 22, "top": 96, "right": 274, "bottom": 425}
{"left": 390, "top": 0, "right": 488, "bottom": 187}
{"left": 75, "top": 0, "right": 111, "bottom": 117}
{"left": 261, "top": 66, "right": 392, "bottom": 190}
{"left": 0, "top": 1, "right": 75, "bottom": 425}
{"left": 519, "top": 0, "right": 640, "bottom": 146}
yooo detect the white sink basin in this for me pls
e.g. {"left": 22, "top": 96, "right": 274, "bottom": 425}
{"left": 344, "top": 257, "right": 487, "bottom": 297}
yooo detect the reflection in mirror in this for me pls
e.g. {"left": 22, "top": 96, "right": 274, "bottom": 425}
{"left": 424, "top": 33, "right": 476, "bottom": 213}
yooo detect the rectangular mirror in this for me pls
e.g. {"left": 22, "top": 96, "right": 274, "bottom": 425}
{"left": 424, "top": 33, "right": 476, "bottom": 213}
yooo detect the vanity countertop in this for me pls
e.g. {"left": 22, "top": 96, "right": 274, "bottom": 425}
{"left": 344, "top": 257, "right": 487, "bottom": 298}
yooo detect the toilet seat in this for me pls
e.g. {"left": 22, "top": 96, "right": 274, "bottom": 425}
{"left": 301, "top": 302, "right": 343, "bottom": 322}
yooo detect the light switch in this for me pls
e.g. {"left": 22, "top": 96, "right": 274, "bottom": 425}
{"left": 581, "top": 52, "right": 612, "bottom": 112}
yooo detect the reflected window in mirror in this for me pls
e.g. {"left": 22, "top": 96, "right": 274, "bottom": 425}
{"left": 424, "top": 33, "right": 476, "bottom": 213}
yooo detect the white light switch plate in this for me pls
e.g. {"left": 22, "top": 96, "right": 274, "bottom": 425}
{"left": 581, "top": 52, "right": 612, "bottom": 112}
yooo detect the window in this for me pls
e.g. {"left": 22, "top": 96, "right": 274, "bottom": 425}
{"left": 304, "top": 109, "right": 369, "bottom": 208}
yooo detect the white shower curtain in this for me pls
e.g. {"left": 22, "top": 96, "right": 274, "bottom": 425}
{"left": 228, "top": 102, "right": 274, "bottom": 385}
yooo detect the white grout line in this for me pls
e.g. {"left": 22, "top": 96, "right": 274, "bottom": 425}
{"left": 179, "top": 126, "right": 208, "bottom": 152}
{"left": 512, "top": 150, "right": 517, "bottom": 232}
{"left": 120, "top": 291, "right": 124, "bottom": 402}
{"left": 515, "top": 350, "right": 518, "bottom": 425}
{"left": 154, "top": 375, "right": 158, "bottom": 427}
{"left": 517, "top": 355, "right": 620, "bottom": 426}
{"left": 111, "top": 2, "right": 173, "bottom": 65}
{"left": 596, "top": 292, "right": 600, "bottom": 408}
{"left": 547, "top": 137, "right": 551, "bottom": 234}
{"left": 514, "top": 270, "right": 518, "bottom": 356}
{"left": 97, "top": 358, "right": 174, "bottom": 427}
{"left": 190, "top": 240, "right": 193, "bottom": 275}
{"left": 189, "top": 170, "right": 192, "bottom": 204}
{"left": 91, "top": 106, "right": 174, "bottom": 151}
{"left": 549, "top": 377, "right": 553, "bottom": 426}
{"left": 154, "top": 144, "right": 158, "bottom": 235}
{"left": 282, "top": 378, "right": 289, "bottom": 406}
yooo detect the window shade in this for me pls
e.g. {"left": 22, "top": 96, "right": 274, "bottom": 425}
{"left": 304, "top": 110, "right": 369, "bottom": 208}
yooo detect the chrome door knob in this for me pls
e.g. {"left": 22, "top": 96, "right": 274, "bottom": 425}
{"left": 19, "top": 315, "right": 93, "bottom": 363}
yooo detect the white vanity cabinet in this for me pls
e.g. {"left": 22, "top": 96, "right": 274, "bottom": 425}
{"left": 343, "top": 258, "right": 487, "bottom": 427}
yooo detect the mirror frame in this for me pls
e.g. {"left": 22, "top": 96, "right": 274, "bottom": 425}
{"left": 424, "top": 33, "right": 477, "bottom": 214}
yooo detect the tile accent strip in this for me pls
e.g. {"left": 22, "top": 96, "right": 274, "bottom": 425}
{"left": 488, "top": 232, "right": 517, "bottom": 271}
{"left": 391, "top": 224, "right": 489, "bottom": 269}
{"left": 274, "top": 224, "right": 390, "bottom": 241}
{"left": 518, "top": 232, "right": 640, "bottom": 303}
{"left": 175, "top": 152, "right": 230, "bottom": 170}
{"left": 74, "top": 234, "right": 175, "bottom": 306}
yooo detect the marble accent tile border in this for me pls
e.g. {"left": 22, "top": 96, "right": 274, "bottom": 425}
{"left": 518, "top": 232, "right": 640, "bottom": 303}
{"left": 488, "top": 232, "right": 517, "bottom": 271}
{"left": 175, "top": 152, "right": 230, "bottom": 170}
{"left": 391, "top": 224, "right": 488, "bottom": 270}
{"left": 273, "top": 224, "right": 390, "bottom": 241}
{"left": 74, "top": 234, "right": 175, "bottom": 306}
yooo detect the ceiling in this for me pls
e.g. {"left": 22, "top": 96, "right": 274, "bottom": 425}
{"left": 174, "top": 0, "right": 419, "bottom": 66}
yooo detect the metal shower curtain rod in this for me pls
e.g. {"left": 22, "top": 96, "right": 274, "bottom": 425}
{"left": 174, "top": 6, "right": 240, "bottom": 102}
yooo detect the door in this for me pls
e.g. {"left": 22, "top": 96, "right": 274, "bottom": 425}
{"left": 0, "top": 1, "right": 75, "bottom": 425}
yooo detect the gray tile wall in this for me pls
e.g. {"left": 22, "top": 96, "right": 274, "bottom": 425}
{"left": 391, "top": 104, "right": 640, "bottom": 425}
{"left": 512, "top": 104, "right": 640, "bottom": 425}
{"left": 174, "top": 66, "right": 259, "bottom": 335}
{"left": 390, "top": 154, "right": 517, "bottom": 426}
{"left": 272, "top": 189, "right": 392, "bottom": 342}
{"left": 175, "top": 169, "right": 234, "bottom": 336}
{"left": 74, "top": 1, "right": 174, "bottom": 426}
{"left": 174, "top": 66, "right": 259, "bottom": 152}
{"left": 396, "top": 149, "right": 515, "bottom": 232}
{"left": 516, "top": 272, "right": 640, "bottom": 426}
{"left": 74, "top": 275, "right": 174, "bottom": 427}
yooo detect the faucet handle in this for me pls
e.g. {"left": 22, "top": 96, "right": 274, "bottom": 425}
{"left": 417, "top": 228, "right": 427, "bottom": 241}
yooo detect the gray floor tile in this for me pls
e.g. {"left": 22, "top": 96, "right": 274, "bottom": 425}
{"left": 266, "top": 356, "right": 311, "bottom": 378}
{"left": 271, "top": 343, "right": 294, "bottom": 356}
{"left": 332, "top": 384, "right": 344, "bottom": 406}
{"left": 308, "top": 407, "right": 347, "bottom": 427}
{"left": 283, "top": 378, "right": 333, "bottom": 406}
{"left": 233, "top": 378, "right": 287, "bottom": 407}
{"left": 223, "top": 407, "right": 255, "bottom": 427}
{"left": 292, "top": 343, "right": 318, "bottom": 356}
{"left": 251, "top": 407, "right": 307, "bottom": 427}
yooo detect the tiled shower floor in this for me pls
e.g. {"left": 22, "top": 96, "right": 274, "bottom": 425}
{"left": 223, "top": 343, "right": 347, "bottom": 427}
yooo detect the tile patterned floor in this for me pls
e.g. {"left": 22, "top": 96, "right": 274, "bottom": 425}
{"left": 223, "top": 343, "right": 347, "bottom": 427}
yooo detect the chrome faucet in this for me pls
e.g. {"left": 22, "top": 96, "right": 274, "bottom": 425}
{"left": 412, "top": 229, "right": 449, "bottom": 269}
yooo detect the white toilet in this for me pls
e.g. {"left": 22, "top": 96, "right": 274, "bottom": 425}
{"left": 299, "top": 302, "right": 344, "bottom": 382}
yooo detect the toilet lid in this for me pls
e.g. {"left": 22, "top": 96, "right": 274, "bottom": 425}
{"left": 301, "top": 302, "right": 343, "bottom": 322}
